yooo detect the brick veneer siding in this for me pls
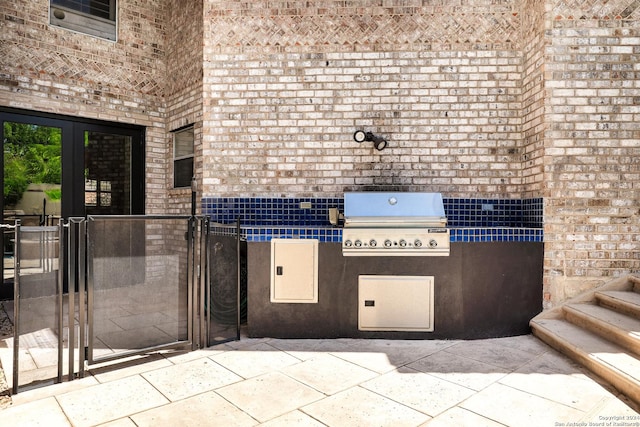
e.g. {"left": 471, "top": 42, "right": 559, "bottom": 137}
{"left": 202, "top": 1, "right": 523, "bottom": 198}
{"left": 521, "top": 0, "right": 546, "bottom": 199}
{"left": 165, "top": 0, "right": 205, "bottom": 214}
{"left": 543, "top": 1, "right": 640, "bottom": 304}
{"left": 0, "top": 0, "right": 168, "bottom": 213}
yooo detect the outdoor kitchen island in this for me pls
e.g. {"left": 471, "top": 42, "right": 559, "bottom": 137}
{"left": 246, "top": 239, "right": 543, "bottom": 340}
{"left": 209, "top": 193, "right": 546, "bottom": 340}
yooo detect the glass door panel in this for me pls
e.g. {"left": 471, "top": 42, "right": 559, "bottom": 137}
{"left": 3, "top": 122, "right": 62, "bottom": 293}
{"left": 84, "top": 131, "right": 133, "bottom": 216}
{"left": 3, "top": 122, "right": 62, "bottom": 225}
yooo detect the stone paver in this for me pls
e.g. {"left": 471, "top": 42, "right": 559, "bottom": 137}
{"left": 217, "top": 371, "right": 324, "bottom": 422}
{"left": 302, "top": 386, "right": 430, "bottom": 427}
{"left": 56, "top": 376, "right": 169, "bottom": 427}
{"left": 0, "top": 334, "right": 637, "bottom": 426}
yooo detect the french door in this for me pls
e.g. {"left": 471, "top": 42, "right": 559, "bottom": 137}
{"left": 1, "top": 108, "right": 145, "bottom": 296}
{"left": 1, "top": 108, "right": 145, "bottom": 220}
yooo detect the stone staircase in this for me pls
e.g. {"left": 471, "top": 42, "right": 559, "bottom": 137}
{"left": 530, "top": 274, "right": 640, "bottom": 408}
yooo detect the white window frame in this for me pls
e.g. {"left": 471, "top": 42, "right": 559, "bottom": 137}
{"left": 173, "top": 126, "right": 195, "bottom": 189}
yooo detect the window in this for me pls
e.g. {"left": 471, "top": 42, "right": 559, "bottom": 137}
{"left": 173, "top": 126, "right": 194, "bottom": 188}
{"left": 85, "top": 179, "right": 112, "bottom": 207}
{"left": 50, "top": 0, "right": 117, "bottom": 41}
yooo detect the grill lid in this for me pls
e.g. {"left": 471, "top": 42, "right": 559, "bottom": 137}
{"left": 343, "top": 192, "right": 447, "bottom": 227}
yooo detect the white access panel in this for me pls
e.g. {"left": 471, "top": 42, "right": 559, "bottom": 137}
{"left": 270, "top": 239, "right": 318, "bottom": 303}
{"left": 358, "top": 275, "right": 434, "bottom": 332}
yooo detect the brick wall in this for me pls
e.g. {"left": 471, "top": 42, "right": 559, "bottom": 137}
{"left": 0, "top": 0, "right": 168, "bottom": 213}
{"left": 520, "top": 0, "right": 546, "bottom": 199}
{"left": 202, "top": 0, "right": 523, "bottom": 198}
{"left": 543, "top": 0, "right": 640, "bottom": 304}
{"left": 165, "top": 0, "right": 204, "bottom": 214}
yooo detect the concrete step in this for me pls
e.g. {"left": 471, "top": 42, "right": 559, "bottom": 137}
{"left": 531, "top": 318, "right": 640, "bottom": 407}
{"left": 563, "top": 303, "right": 640, "bottom": 357}
{"left": 596, "top": 290, "right": 640, "bottom": 320}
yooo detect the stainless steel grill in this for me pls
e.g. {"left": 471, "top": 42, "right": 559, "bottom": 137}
{"left": 342, "top": 192, "right": 450, "bottom": 256}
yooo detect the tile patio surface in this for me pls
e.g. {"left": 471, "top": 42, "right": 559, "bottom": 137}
{"left": 1, "top": 334, "right": 638, "bottom": 426}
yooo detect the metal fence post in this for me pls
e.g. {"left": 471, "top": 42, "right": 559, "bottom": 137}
{"left": 57, "top": 219, "right": 66, "bottom": 384}
{"left": 188, "top": 216, "right": 195, "bottom": 351}
{"left": 12, "top": 220, "right": 20, "bottom": 395}
{"left": 236, "top": 218, "right": 241, "bottom": 341}
{"left": 74, "top": 218, "right": 86, "bottom": 379}
{"left": 67, "top": 219, "right": 76, "bottom": 382}
{"left": 198, "top": 216, "right": 209, "bottom": 349}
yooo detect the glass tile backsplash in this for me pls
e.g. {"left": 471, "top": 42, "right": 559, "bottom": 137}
{"left": 203, "top": 197, "right": 344, "bottom": 227}
{"left": 444, "top": 198, "right": 543, "bottom": 228}
{"left": 202, "top": 197, "right": 543, "bottom": 242}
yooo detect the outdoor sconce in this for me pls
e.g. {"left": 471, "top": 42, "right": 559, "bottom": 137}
{"left": 353, "top": 130, "right": 388, "bottom": 151}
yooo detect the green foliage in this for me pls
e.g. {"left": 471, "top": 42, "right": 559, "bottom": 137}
{"left": 44, "top": 188, "right": 62, "bottom": 201}
{"left": 3, "top": 122, "right": 62, "bottom": 206}
{"left": 4, "top": 156, "right": 29, "bottom": 206}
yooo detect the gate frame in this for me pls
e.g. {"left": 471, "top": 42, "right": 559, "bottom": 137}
{"left": 10, "top": 214, "right": 238, "bottom": 394}
{"left": 84, "top": 215, "right": 200, "bottom": 365}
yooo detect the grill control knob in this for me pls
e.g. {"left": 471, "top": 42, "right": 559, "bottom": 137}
{"left": 399, "top": 239, "right": 407, "bottom": 247}
{"left": 344, "top": 240, "right": 352, "bottom": 247}
{"left": 384, "top": 239, "right": 392, "bottom": 247}
{"left": 369, "top": 239, "right": 377, "bottom": 247}
{"left": 429, "top": 239, "right": 438, "bottom": 248}
{"left": 355, "top": 240, "right": 363, "bottom": 247}
{"left": 414, "top": 239, "right": 422, "bottom": 248}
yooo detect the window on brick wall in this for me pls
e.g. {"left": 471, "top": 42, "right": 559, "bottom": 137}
{"left": 50, "top": 0, "right": 117, "bottom": 41}
{"left": 173, "top": 126, "right": 194, "bottom": 188}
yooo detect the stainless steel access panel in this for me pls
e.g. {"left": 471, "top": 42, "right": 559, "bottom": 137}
{"left": 358, "top": 275, "right": 435, "bottom": 332}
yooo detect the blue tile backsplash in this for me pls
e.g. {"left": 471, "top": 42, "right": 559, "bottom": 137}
{"left": 203, "top": 196, "right": 543, "bottom": 243}
{"left": 444, "top": 198, "right": 543, "bottom": 228}
{"left": 203, "top": 197, "right": 343, "bottom": 227}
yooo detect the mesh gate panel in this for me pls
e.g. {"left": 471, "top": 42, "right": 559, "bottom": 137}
{"left": 87, "top": 217, "right": 191, "bottom": 363}
{"left": 208, "top": 231, "right": 241, "bottom": 344}
{"left": 10, "top": 225, "right": 66, "bottom": 392}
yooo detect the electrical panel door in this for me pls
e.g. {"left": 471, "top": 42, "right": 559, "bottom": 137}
{"left": 270, "top": 239, "right": 318, "bottom": 303}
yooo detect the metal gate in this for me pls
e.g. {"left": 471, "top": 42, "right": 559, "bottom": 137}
{"left": 4, "top": 215, "right": 241, "bottom": 394}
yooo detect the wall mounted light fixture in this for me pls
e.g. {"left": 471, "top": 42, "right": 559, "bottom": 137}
{"left": 353, "top": 130, "right": 388, "bottom": 151}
